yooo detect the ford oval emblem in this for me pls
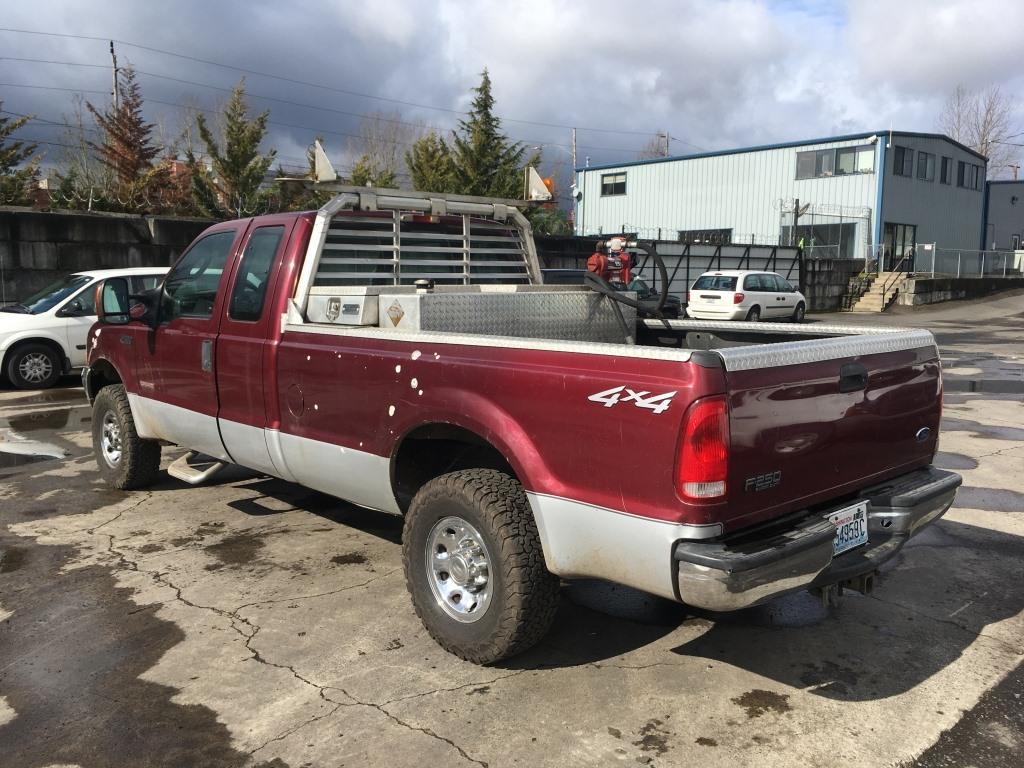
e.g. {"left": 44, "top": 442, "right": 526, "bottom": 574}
{"left": 915, "top": 427, "right": 932, "bottom": 443}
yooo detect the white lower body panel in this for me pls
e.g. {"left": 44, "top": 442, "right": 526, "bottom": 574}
{"left": 526, "top": 492, "right": 720, "bottom": 601}
{"left": 127, "top": 394, "right": 231, "bottom": 462}
{"left": 277, "top": 432, "right": 400, "bottom": 514}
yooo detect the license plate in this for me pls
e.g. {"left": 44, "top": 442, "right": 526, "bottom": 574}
{"left": 828, "top": 501, "right": 868, "bottom": 556}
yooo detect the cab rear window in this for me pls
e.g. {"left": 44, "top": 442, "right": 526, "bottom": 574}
{"left": 692, "top": 275, "right": 737, "bottom": 291}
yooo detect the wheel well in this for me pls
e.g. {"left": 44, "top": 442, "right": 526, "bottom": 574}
{"left": 392, "top": 424, "right": 517, "bottom": 512}
{"left": 85, "top": 359, "right": 123, "bottom": 401}
{"left": 3, "top": 337, "right": 67, "bottom": 374}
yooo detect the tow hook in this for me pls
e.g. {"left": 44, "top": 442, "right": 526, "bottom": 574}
{"left": 810, "top": 571, "right": 878, "bottom": 608}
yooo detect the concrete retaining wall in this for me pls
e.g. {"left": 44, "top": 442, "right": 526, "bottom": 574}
{"left": 803, "top": 258, "right": 864, "bottom": 312}
{"left": 896, "top": 276, "right": 1024, "bottom": 305}
{"left": 0, "top": 207, "right": 213, "bottom": 305}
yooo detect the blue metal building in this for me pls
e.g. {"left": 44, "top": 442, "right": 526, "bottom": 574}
{"left": 574, "top": 131, "right": 988, "bottom": 260}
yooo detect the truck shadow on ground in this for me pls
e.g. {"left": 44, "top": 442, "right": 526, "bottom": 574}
{"left": 667, "top": 518, "right": 1024, "bottom": 701}
{"left": 214, "top": 476, "right": 1024, "bottom": 685}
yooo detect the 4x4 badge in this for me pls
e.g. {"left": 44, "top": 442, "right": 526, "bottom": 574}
{"left": 588, "top": 385, "right": 677, "bottom": 414}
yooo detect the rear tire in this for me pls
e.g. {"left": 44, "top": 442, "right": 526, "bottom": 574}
{"left": 92, "top": 384, "right": 161, "bottom": 490}
{"left": 5, "top": 343, "right": 62, "bottom": 389}
{"left": 792, "top": 302, "right": 806, "bottom": 323}
{"left": 745, "top": 306, "right": 761, "bottom": 322}
{"left": 402, "top": 469, "right": 560, "bottom": 664}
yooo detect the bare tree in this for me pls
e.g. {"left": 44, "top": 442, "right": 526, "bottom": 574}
{"left": 347, "top": 111, "right": 423, "bottom": 188}
{"left": 939, "top": 84, "right": 1019, "bottom": 176}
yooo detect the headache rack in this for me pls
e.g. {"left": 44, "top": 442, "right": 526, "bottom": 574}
{"left": 293, "top": 186, "right": 542, "bottom": 316}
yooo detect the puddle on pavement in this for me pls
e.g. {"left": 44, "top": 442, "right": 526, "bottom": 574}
{"left": 943, "top": 379, "right": 1024, "bottom": 394}
{"left": 0, "top": 453, "right": 57, "bottom": 472}
{"left": 7, "top": 409, "right": 72, "bottom": 432}
{"left": 0, "top": 426, "right": 72, "bottom": 474}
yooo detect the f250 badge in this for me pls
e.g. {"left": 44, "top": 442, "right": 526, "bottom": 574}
{"left": 588, "top": 386, "right": 677, "bottom": 415}
{"left": 745, "top": 471, "right": 782, "bottom": 492}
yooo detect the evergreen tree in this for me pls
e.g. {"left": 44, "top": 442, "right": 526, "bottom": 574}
{"left": 350, "top": 154, "right": 398, "bottom": 188}
{"left": 190, "top": 81, "right": 276, "bottom": 217}
{"left": 406, "top": 131, "right": 456, "bottom": 192}
{"left": 86, "top": 69, "right": 161, "bottom": 192}
{"left": 0, "top": 105, "right": 40, "bottom": 206}
{"left": 449, "top": 70, "right": 536, "bottom": 198}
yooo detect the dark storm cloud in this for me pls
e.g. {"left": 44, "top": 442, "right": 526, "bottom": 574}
{"left": 2, "top": 0, "right": 1021, "bottom": 179}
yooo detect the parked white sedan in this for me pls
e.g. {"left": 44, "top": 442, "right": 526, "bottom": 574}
{"left": 686, "top": 270, "right": 806, "bottom": 322}
{"left": 0, "top": 267, "right": 167, "bottom": 389}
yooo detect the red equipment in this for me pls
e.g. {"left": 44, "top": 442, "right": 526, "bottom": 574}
{"left": 587, "top": 236, "right": 632, "bottom": 285}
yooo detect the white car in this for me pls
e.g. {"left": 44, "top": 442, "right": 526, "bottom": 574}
{"left": 0, "top": 267, "right": 168, "bottom": 389}
{"left": 686, "top": 270, "right": 806, "bottom": 323}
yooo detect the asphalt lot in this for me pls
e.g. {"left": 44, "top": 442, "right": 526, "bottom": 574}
{"left": 1, "top": 290, "right": 1022, "bottom": 768}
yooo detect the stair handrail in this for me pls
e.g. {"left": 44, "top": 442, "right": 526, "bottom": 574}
{"left": 879, "top": 252, "right": 912, "bottom": 308}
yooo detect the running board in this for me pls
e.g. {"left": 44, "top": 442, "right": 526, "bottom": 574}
{"left": 167, "top": 451, "right": 227, "bottom": 485}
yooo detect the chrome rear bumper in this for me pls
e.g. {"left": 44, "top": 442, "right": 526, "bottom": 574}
{"left": 673, "top": 467, "right": 961, "bottom": 612}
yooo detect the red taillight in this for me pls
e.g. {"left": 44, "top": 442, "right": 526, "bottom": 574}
{"left": 676, "top": 395, "right": 729, "bottom": 501}
{"left": 733, "top": 292, "right": 745, "bottom": 304}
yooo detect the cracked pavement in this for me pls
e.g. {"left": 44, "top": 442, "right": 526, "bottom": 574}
{"left": 1, "top": 291, "right": 1023, "bottom": 767}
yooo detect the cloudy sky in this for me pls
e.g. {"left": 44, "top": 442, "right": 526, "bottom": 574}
{"left": 2, "top": 0, "right": 1022, "bottom": 186}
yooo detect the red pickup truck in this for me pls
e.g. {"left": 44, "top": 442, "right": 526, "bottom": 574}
{"left": 84, "top": 187, "right": 961, "bottom": 663}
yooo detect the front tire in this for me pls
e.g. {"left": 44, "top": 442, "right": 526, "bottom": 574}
{"left": 402, "top": 469, "right": 560, "bottom": 664}
{"left": 92, "top": 384, "right": 161, "bottom": 490}
{"left": 792, "top": 302, "right": 806, "bottom": 322}
{"left": 745, "top": 306, "right": 761, "bottom": 322}
{"left": 6, "top": 343, "right": 62, "bottom": 389}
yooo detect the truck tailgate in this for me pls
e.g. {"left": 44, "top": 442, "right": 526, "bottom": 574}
{"left": 718, "top": 334, "right": 942, "bottom": 532}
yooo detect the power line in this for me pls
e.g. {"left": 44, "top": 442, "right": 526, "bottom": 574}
{"left": 2, "top": 79, "right": 645, "bottom": 161}
{"left": 0, "top": 57, "right": 644, "bottom": 155}
{"left": 0, "top": 27, "right": 669, "bottom": 138}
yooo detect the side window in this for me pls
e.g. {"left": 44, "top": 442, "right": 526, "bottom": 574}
{"left": 131, "top": 275, "right": 164, "bottom": 293}
{"left": 229, "top": 226, "right": 285, "bottom": 322}
{"left": 743, "top": 275, "right": 760, "bottom": 291}
{"left": 772, "top": 275, "right": 793, "bottom": 292}
{"left": 162, "top": 231, "right": 235, "bottom": 321}
{"left": 65, "top": 284, "right": 98, "bottom": 316}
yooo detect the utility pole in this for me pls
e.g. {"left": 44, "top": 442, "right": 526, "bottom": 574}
{"left": 109, "top": 41, "right": 120, "bottom": 109}
{"left": 571, "top": 127, "right": 577, "bottom": 170}
{"left": 664, "top": 132, "right": 671, "bottom": 157}
{"left": 1010, "top": 163, "right": 1021, "bottom": 181}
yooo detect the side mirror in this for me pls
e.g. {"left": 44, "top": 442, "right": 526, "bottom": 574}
{"left": 97, "top": 278, "right": 131, "bottom": 325}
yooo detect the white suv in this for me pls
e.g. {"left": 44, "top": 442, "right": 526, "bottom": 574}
{"left": 0, "top": 267, "right": 167, "bottom": 389}
{"left": 686, "top": 270, "right": 806, "bottom": 323}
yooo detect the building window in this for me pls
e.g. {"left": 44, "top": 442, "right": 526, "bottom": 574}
{"left": 796, "top": 145, "right": 874, "bottom": 179}
{"left": 600, "top": 172, "right": 626, "bottom": 196}
{"left": 957, "top": 161, "right": 981, "bottom": 190}
{"left": 893, "top": 146, "right": 913, "bottom": 177}
{"left": 678, "top": 228, "right": 732, "bottom": 245}
{"left": 940, "top": 156, "right": 952, "bottom": 185}
{"left": 917, "top": 152, "right": 935, "bottom": 181}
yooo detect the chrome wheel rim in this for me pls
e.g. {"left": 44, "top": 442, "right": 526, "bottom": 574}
{"left": 100, "top": 410, "right": 122, "bottom": 467}
{"left": 18, "top": 352, "right": 53, "bottom": 384}
{"left": 425, "top": 516, "right": 493, "bottom": 623}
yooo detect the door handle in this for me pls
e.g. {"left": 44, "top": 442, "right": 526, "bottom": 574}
{"left": 839, "top": 362, "right": 868, "bottom": 393}
{"left": 201, "top": 339, "right": 213, "bottom": 373}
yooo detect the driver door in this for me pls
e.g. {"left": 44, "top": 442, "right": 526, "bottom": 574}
{"left": 134, "top": 224, "right": 247, "bottom": 458}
